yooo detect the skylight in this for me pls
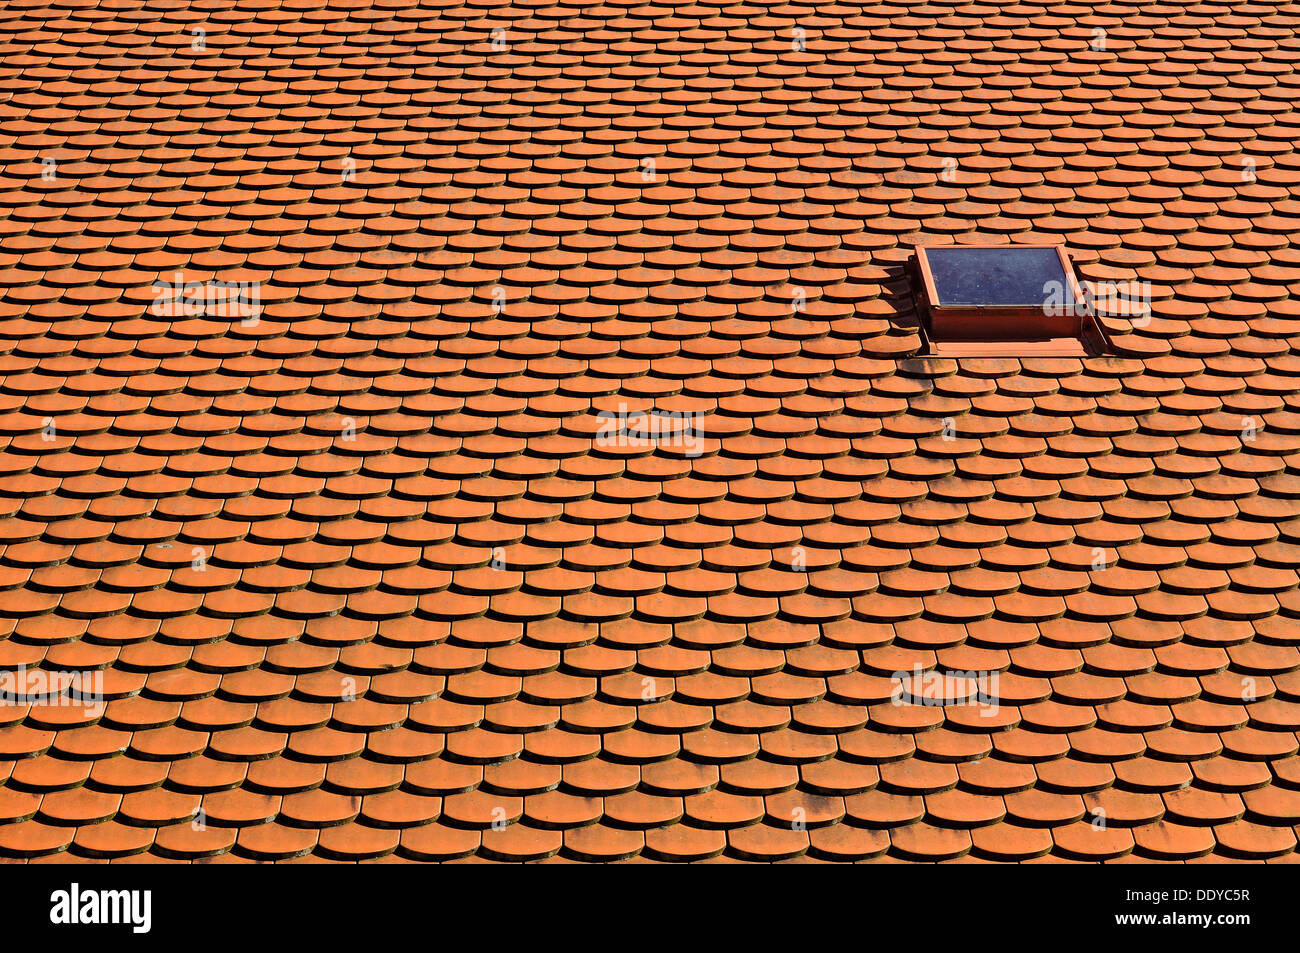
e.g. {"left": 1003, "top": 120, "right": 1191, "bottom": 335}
{"left": 912, "top": 244, "right": 1112, "bottom": 357}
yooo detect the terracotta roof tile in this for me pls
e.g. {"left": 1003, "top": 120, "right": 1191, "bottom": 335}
{"left": 0, "top": 0, "right": 1297, "bottom": 865}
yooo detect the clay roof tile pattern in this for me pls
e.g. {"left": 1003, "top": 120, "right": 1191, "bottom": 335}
{"left": 0, "top": 0, "right": 1296, "bottom": 864}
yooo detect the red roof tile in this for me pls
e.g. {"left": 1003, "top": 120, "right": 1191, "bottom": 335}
{"left": 0, "top": 0, "right": 1297, "bottom": 864}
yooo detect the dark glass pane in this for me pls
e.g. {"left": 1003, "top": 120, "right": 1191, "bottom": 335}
{"left": 925, "top": 246, "right": 1071, "bottom": 306}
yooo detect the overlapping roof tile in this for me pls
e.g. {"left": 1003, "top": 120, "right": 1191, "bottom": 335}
{"left": 0, "top": 0, "right": 1297, "bottom": 863}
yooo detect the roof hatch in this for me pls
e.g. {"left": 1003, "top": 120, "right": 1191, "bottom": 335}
{"left": 912, "top": 244, "right": 1112, "bottom": 358}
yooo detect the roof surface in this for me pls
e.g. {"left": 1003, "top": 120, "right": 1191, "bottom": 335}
{"left": 0, "top": 0, "right": 1298, "bottom": 864}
